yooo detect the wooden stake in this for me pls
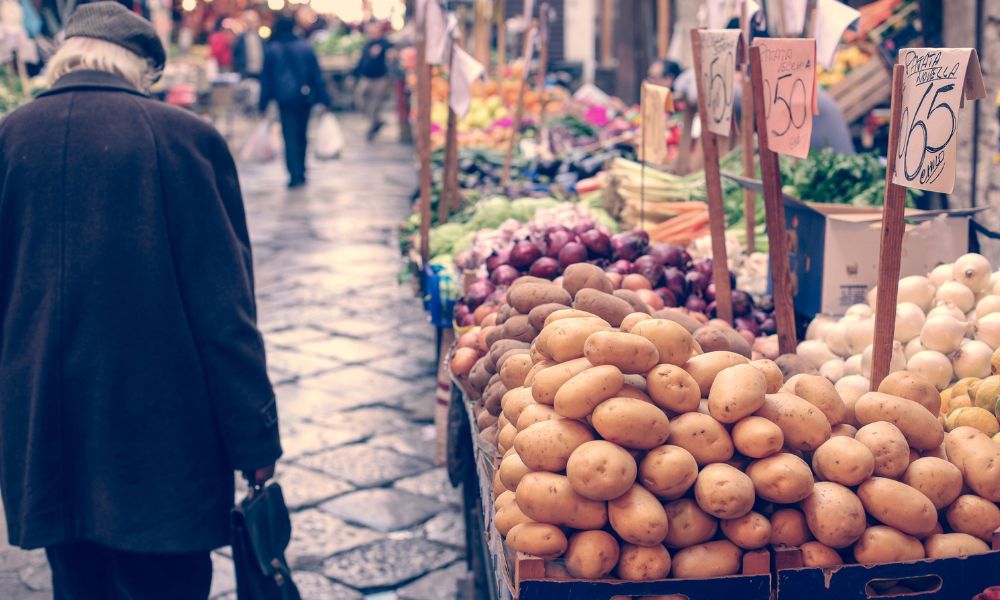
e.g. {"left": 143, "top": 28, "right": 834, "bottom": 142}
{"left": 536, "top": 5, "right": 550, "bottom": 149}
{"left": 748, "top": 45, "right": 797, "bottom": 355}
{"left": 416, "top": 1, "right": 434, "bottom": 267}
{"left": 496, "top": 0, "right": 507, "bottom": 77}
{"left": 656, "top": 0, "right": 670, "bottom": 58}
{"left": 441, "top": 38, "right": 460, "bottom": 224}
{"left": 690, "top": 30, "right": 734, "bottom": 324}
{"left": 740, "top": 4, "right": 756, "bottom": 253}
{"left": 472, "top": 0, "right": 491, "bottom": 67}
{"left": 501, "top": 21, "right": 536, "bottom": 188}
{"left": 600, "top": 0, "right": 614, "bottom": 67}
{"left": 870, "top": 64, "right": 908, "bottom": 390}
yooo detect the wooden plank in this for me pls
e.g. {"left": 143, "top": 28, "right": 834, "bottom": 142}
{"left": 496, "top": 0, "right": 507, "bottom": 77}
{"left": 740, "top": 5, "right": 756, "bottom": 254}
{"left": 656, "top": 0, "right": 670, "bottom": 58}
{"left": 442, "top": 38, "right": 460, "bottom": 223}
{"left": 748, "top": 45, "right": 797, "bottom": 355}
{"left": 690, "top": 29, "right": 734, "bottom": 324}
{"left": 416, "top": 0, "right": 433, "bottom": 267}
{"left": 473, "top": 0, "right": 492, "bottom": 67}
{"left": 600, "top": 0, "right": 614, "bottom": 67}
{"left": 870, "top": 64, "right": 907, "bottom": 389}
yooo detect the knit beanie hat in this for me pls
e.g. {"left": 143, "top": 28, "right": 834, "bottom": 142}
{"left": 65, "top": 1, "right": 166, "bottom": 72}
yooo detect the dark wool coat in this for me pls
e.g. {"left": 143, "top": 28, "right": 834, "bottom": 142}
{"left": 0, "top": 70, "right": 282, "bottom": 552}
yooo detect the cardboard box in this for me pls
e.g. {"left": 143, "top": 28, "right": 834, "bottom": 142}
{"left": 783, "top": 199, "right": 971, "bottom": 317}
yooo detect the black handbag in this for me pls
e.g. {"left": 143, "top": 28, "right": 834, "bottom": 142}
{"left": 231, "top": 482, "right": 302, "bottom": 600}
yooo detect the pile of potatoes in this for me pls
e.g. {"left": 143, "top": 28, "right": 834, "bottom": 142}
{"left": 453, "top": 265, "right": 1000, "bottom": 583}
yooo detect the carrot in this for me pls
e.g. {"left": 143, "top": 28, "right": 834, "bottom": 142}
{"left": 650, "top": 210, "right": 709, "bottom": 236}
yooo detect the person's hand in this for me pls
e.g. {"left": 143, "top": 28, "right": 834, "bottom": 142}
{"left": 243, "top": 464, "right": 276, "bottom": 486}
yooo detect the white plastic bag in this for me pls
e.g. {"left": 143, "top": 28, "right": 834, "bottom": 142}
{"left": 239, "top": 117, "right": 278, "bottom": 163}
{"left": 313, "top": 112, "right": 344, "bottom": 160}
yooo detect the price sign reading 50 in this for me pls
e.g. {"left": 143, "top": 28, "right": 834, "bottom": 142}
{"left": 697, "top": 30, "right": 744, "bottom": 137}
{"left": 753, "top": 38, "right": 817, "bottom": 159}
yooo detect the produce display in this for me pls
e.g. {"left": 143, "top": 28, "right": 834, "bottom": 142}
{"left": 450, "top": 271, "right": 1000, "bottom": 587}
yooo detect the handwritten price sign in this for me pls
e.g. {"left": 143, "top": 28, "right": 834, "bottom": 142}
{"left": 697, "top": 29, "right": 745, "bottom": 137}
{"left": 753, "top": 38, "right": 818, "bottom": 159}
{"left": 891, "top": 48, "right": 985, "bottom": 194}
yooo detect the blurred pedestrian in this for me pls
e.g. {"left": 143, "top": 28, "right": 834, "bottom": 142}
{"left": 0, "top": 3, "right": 282, "bottom": 598}
{"left": 259, "top": 13, "right": 332, "bottom": 188}
{"left": 208, "top": 18, "right": 234, "bottom": 70}
{"left": 233, "top": 10, "right": 264, "bottom": 79}
{"left": 354, "top": 20, "right": 393, "bottom": 140}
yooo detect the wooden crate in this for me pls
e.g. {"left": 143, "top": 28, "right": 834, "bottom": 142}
{"left": 827, "top": 53, "right": 892, "bottom": 124}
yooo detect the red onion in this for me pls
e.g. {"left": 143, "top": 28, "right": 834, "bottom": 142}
{"left": 685, "top": 294, "right": 708, "bottom": 313}
{"left": 486, "top": 249, "right": 509, "bottom": 273}
{"left": 557, "top": 242, "right": 588, "bottom": 268}
{"left": 459, "top": 313, "right": 476, "bottom": 327}
{"left": 454, "top": 303, "right": 471, "bottom": 322}
{"left": 663, "top": 267, "right": 688, "bottom": 302}
{"left": 735, "top": 317, "right": 761, "bottom": 337}
{"left": 544, "top": 230, "right": 575, "bottom": 258}
{"left": 490, "top": 265, "right": 520, "bottom": 287}
{"left": 509, "top": 240, "right": 542, "bottom": 269}
{"left": 580, "top": 229, "right": 612, "bottom": 258}
{"left": 571, "top": 220, "right": 596, "bottom": 235}
{"left": 611, "top": 230, "right": 649, "bottom": 262}
{"left": 685, "top": 271, "right": 709, "bottom": 296}
{"left": 760, "top": 317, "right": 777, "bottom": 335}
{"left": 654, "top": 287, "right": 678, "bottom": 307}
{"left": 465, "top": 280, "right": 496, "bottom": 309}
{"left": 731, "top": 290, "right": 753, "bottom": 317}
{"left": 633, "top": 255, "right": 665, "bottom": 287}
{"left": 609, "top": 259, "right": 634, "bottom": 274}
{"left": 529, "top": 257, "right": 561, "bottom": 280}
{"left": 655, "top": 243, "right": 688, "bottom": 268}
{"left": 705, "top": 283, "right": 717, "bottom": 303}
{"left": 692, "top": 258, "right": 714, "bottom": 280}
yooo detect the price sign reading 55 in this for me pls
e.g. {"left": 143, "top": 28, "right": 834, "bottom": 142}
{"left": 753, "top": 38, "right": 818, "bottom": 159}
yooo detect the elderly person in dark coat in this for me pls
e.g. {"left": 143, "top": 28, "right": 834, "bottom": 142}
{"left": 0, "top": 3, "right": 282, "bottom": 598}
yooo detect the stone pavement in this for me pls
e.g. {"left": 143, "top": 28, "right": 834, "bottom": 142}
{"left": 0, "top": 113, "right": 467, "bottom": 599}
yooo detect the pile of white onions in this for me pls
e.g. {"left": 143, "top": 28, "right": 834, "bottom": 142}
{"left": 798, "top": 253, "right": 1000, "bottom": 390}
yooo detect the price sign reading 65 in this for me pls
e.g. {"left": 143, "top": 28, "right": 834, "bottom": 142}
{"left": 753, "top": 38, "right": 818, "bottom": 159}
{"left": 891, "top": 48, "right": 985, "bottom": 194}
{"left": 697, "top": 29, "right": 745, "bottom": 137}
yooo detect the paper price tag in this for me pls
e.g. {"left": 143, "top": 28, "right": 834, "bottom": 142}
{"left": 697, "top": 29, "right": 745, "bottom": 137}
{"left": 640, "top": 82, "right": 675, "bottom": 166}
{"left": 892, "top": 48, "right": 986, "bottom": 194}
{"left": 754, "top": 38, "right": 818, "bottom": 159}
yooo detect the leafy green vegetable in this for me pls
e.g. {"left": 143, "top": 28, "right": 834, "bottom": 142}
{"left": 779, "top": 149, "right": 922, "bottom": 207}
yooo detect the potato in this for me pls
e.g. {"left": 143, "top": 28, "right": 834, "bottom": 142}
{"left": 749, "top": 359, "right": 783, "bottom": 394}
{"left": 694, "top": 463, "right": 755, "bottom": 519}
{"left": 902, "top": 457, "right": 963, "bottom": 510}
{"left": 483, "top": 379, "right": 507, "bottom": 416}
{"left": 811, "top": 436, "right": 875, "bottom": 486}
{"left": 574, "top": 288, "right": 634, "bottom": 328}
{"left": 481, "top": 424, "right": 499, "bottom": 447}
{"left": 528, "top": 302, "right": 570, "bottom": 332}
{"left": 477, "top": 410, "right": 499, "bottom": 432}
{"left": 484, "top": 325, "right": 506, "bottom": 350}
{"left": 493, "top": 469, "right": 507, "bottom": 498}
{"left": 537, "top": 318, "right": 613, "bottom": 363}
{"left": 592, "top": 397, "right": 671, "bottom": 450}
{"left": 531, "top": 357, "right": 592, "bottom": 405}
{"left": 609, "top": 484, "right": 670, "bottom": 545}
{"left": 924, "top": 533, "right": 991, "bottom": 558}
{"left": 498, "top": 452, "right": 532, "bottom": 491}
{"left": 708, "top": 364, "right": 767, "bottom": 424}
{"left": 514, "top": 418, "right": 595, "bottom": 472}
{"left": 613, "top": 289, "right": 653, "bottom": 314}
{"left": 855, "top": 421, "right": 911, "bottom": 479}
{"left": 721, "top": 511, "right": 771, "bottom": 550}
{"left": 502, "top": 315, "right": 539, "bottom": 343}
{"left": 853, "top": 526, "right": 925, "bottom": 564}
{"left": 669, "top": 412, "right": 734, "bottom": 466}
{"left": 629, "top": 319, "right": 696, "bottom": 366}
{"left": 800, "top": 542, "right": 843, "bottom": 567}
{"left": 515, "top": 472, "right": 607, "bottom": 530}
{"left": 523, "top": 360, "right": 552, "bottom": 388}
{"left": 857, "top": 477, "right": 938, "bottom": 537}
{"left": 878, "top": 371, "right": 941, "bottom": 416}
{"left": 543, "top": 308, "right": 607, "bottom": 328}
{"left": 662, "top": 498, "right": 718, "bottom": 548}
{"left": 562, "top": 263, "right": 614, "bottom": 297}
{"left": 754, "top": 392, "right": 832, "bottom": 451}
{"left": 516, "top": 403, "right": 558, "bottom": 431}
{"left": 564, "top": 530, "right": 620, "bottom": 579}
{"left": 684, "top": 351, "right": 751, "bottom": 397}
{"left": 507, "top": 283, "right": 572, "bottom": 315}
{"left": 584, "top": 331, "right": 660, "bottom": 374}
{"left": 495, "top": 490, "right": 516, "bottom": 511}
{"left": 639, "top": 445, "right": 699, "bottom": 500}
{"left": 801, "top": 482, "right": 867, "bottom": 548}
{"left": 830, "top": 423, "right": 858, "bottom": 437}
{"left": 499, "top": 353, "right": 534, "bottom": 389}
{"left": 488, "top": 340, "right": 532, "bottom": 372}
{"left": 775, "top": 354, "right": 817, "bottom": 378}
{"left": 554, "top": 365, "right": 625, "bottom": 419}
{"left": 617, "top": 384, "right": 653, "bottom": 403}
{"left": 495, "top": 500, "right": 535, "bottom": 536}
{"left": 770, "top": 509, "right": 813, "bottom": 547}
{"left": 731, "top": 416, "right": 784, "bottom": 458}
{"left": 945, "top": 426, "right": 1000, "bottom": 501}
{"left": 646, "top": 364, "right": 701, "bottom": 413}
{"left": 746, "top": 453, "right": 814, "bottom": 504}
{"left": 854, "top": 392, "right": 945, "bottom": 450}
{"left": 566, "top": 440, "right": 637, "bottom": 501}
{"left": 501, "top": 387, "right": 536, "bottom": 424}
{"left": 946, "top": 494, "right": 1000, "bottom": 541}
{"left": 506, "top": 523, "right": 568, "bottom": 558}
{"left": 783, "top": 374, "right": 846, "bottom": 426}
{"left": 498, "top": 423, "right": 517, "bottom": 453}
{"left": 617, "top": 543, "right": 672, "bottom": 581}
{"left": 671, "top": 540, "right": 742, "bottom": 579}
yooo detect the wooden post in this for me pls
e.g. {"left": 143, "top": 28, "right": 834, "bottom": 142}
{"left": 740, "top": 4, "right": 756, "bottom": 253}
{"left": 472, "top": 0, "right": 491, "bottom": 67}
{"left": 441, "top": 38, "right": 460, "bottom": 224}
{"left": 501, "top": 21, "right": 535, "bottom": 187}
{"left": 536, "top": 4, "right": 550, "bottom": 146}
{"left": 416, "top": 0, "right": 434, "bottom": 267}
{"left": 748, "top": 45, "right": 797, "bottom": 355}
{"left": 496, "top": 0, "right": 507, "bottom": 76}
{"left": 690, "top": 30, "right": 734, "bottom": 324}
{"left": 600, "top": 0, "right": 614, "bottom": 67}
{"left": 656, "top": 0, "right": 670, "bottom": 58}
{"left": 870, "top": 64, "right": 908, "bottom": 389}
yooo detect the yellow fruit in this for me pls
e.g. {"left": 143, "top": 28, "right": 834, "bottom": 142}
{"left": 974, "top": 376, "right": 1000, "bottom": 413}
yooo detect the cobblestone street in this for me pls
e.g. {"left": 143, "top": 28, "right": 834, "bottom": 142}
{"left": 0, "top": 114, "right": 466, "bottom": 599}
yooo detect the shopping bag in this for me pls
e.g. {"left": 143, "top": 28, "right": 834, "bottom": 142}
{"left": 239, "top": 118, "right": 278, "bottom": 163}
{"left": 313, "top": 111, "right": 344, "bottom": 160}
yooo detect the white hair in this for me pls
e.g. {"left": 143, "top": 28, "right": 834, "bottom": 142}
{"left": 46, "top": 37, "right": 159, "bottom": 93}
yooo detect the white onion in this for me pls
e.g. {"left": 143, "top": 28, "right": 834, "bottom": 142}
{"left": 907, "top": 350, "right": 954, "bottom": 390}
{"left": 991, "top": 271, "right": 1000, "bottom": 295}
{"left": 975, "top": 295, "right": 1000, "bottom": 320}
{"left": 893, "top": 302, "right": 926, "bottom": 343}
{"left": 797, "top": 340, "right": 838, "bottom": 369}
{"left": 897, "top": 276, "right": 937, "bottom": 312}
{"left": 927, "top": 303, "right": 967, "bottom": 322}
{"left": 952, "top": 253, "right": 992, "bottom": 294}
{"left": 844, "top": 318, "right": 875, "bottom": 356}
{"left": 835, "top": 375, "right": 871, "bottom": 405}
{"left": 866, "top": 286, "right": 878, "bottom": 310}
{"left": 953, "top": 340, "right": 994, "bottom": 379}
{"left": 975, "top": 312, "right": 1000, "bottom": 349}
{"left": 860, "top": 342, "right": 906, "bottom": 379}
{"left": 824, "top": 322, "right": 851, "bottom": 357}
{"left": 819, "top": 358, "right": 845, "bottom": 383}
{"left": 934, "top": 281, "right": 975, "bottom": 313}
{"left": 920, "top": 314, "right": 968, "bottom": 354}
{"left": 929, "top": 263, "right": 954, "bottom": 287}
{"left": 904, "top": 337, "right": 926, "bottom": 360}
{"left": 805, "top": 316, "right": 836, "bottom": 342}
{"left": 844, "top": 354, "right": 863, "bottom": 376}
{"left": 846, "top": 304, "right": 874, "bottom": 320}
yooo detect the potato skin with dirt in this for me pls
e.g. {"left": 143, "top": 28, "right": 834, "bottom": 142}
{"left": 513, "top": 418, "right": 594, "bottom": 472}
{"left": 694, "top": 463, "right": 755, "bottom": 519}
{"left": 639, "top": 445, "right": 699, "bottom": 500}
{"left": 515, "top": 472, "right": 608, "bottom": 530}
{"left": 564, "top": 530, "right": 621, "bottom": 579}
{"left": 856, "top": 477, "right": 938, "bottom": 537}
{"left": 616, "top": 544, "right": 672, "bottom": 581}
{"left": 853, "top": 526, "right": 925, "bottom": 564}
{"left": 720, "top": 511, "right": 772, "bottom": 550}
{"left": 553, "top": 365, "right": 625, "bottom": 419}
{"left": 669, "top": 412, "right": 734, "bottom": 466}
{"left": 811, "top": 436, "right": 875, "bottom": 486}
{"left": 592, "top": 397, "right": 671, "bottom": 450}
{"left": 608, "top": 484, "right": 670, "bottom": 546}
{"left": 746, "top": 453, "right": 814, "bottom": 504}
{"left": 754, "top": 392, "right": 832, "bottom": 451}
{"left": 854, "top": 391, "right": 945, "bottom": 451}
{"left": 663, "top": 499, "right": 718, "bottom": 548}
{"left": 566, "top": 440, "right": 637, "bottom": 501}
{"left": 708, "top": 364, "right": 767, "bottom": 424}
{"left": 630, "top": 319, "right": 696, "bottom": 366}
{"left": 646, "top": 364, "right": 701, "bottom": 413}
{"left": 902, "top": 457, "right": 963, "bottom": 510}
{"left": 731, "top": 416, "right": 784, "bottom": 458}
{"left": 855, "top": 421, "right": 911, "bottom": 479}
{"left": 584, "top": 331, "right": 660, "bottom": 374}
{"left": 670, "top": 540, "right": 742, "bottom": 579}
{"left": 801, "top": 482, "right": 867, "bottom": 549}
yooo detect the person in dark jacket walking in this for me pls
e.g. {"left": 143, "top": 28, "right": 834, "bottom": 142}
{"left": 0, "top": 3, "right": 282, "bottom": 598}
{"left": 258, "top": 13, "right": 332, "bottom": 188}
{"left": 354, "top": 20, "right": 394, "bottom": 140}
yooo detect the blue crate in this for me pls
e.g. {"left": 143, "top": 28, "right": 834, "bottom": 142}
{"left": 423, "top": 264, "right": 456, "bottom": 329}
